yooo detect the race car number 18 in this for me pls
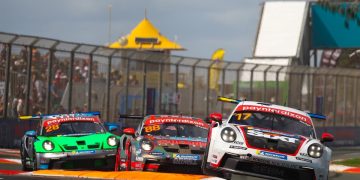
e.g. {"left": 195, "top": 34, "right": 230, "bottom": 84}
{"left": 144, "top": 125, "right": 161, "bottom": 133}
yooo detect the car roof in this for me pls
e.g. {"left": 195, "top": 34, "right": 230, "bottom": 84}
{"left": 234, "top": 101, "right": 312, "bottom": 125}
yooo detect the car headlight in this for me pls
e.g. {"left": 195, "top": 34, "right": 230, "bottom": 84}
{"left": 141, "top": 139, "right": 154, "bottom": 151}
{"left": 43, "top": 141, "right": 54, "bottom": 151}
{"left": 221, "top": 127, "right": 237, "bottom": 143}
{"left": 107, "top": 136, "right": 117, "bottom": 146}
{"left": 307, "top": 143, "right": 323, "bottom": 158}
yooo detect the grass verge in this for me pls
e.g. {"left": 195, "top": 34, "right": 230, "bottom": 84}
{"left": 334, "top": 158, "right": 360, "bottom": 167}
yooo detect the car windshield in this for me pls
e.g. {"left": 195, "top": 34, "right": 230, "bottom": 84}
{"left": 229, "top": 111, "right": 315, "bottom": 138}
{"left": 141, "top": 123, "right": 208, "bottom": 138}
{"left": 42, "top": 121, "right": 105, "bottom": 136}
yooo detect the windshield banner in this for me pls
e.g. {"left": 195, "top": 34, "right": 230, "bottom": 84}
{"left": 144, "top": 117, "right": 208, "bottom": 128}
{"left": 237, "top": 105, "right": 311, "bottom": 125}
{"left": 43, "top": 117, "right": 100, "bottom": 127}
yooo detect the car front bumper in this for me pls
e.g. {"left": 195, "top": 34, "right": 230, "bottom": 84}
{"left": 128, "top": 153, "right": 203, "bottom": 171}
{"left": 36, "top": 149, "right": 117, "bottom": 169}
{"left": 209, "top": 153, "right": 325, "bottom": 180}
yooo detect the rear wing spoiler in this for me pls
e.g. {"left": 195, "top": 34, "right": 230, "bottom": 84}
{"left": 218, "top": 96, "right": 243, "bottom": 104}
{"left": 307, "top": 113, "right": 326, "bottom": 120}
{"left": 119, "top": 114, "right": 144, "bottom": 120}
{"left": 217, "top": 96, "right": 327, "bottom": 120}
{"left": 19, "top": 111, "right": 101, "bottom": 120}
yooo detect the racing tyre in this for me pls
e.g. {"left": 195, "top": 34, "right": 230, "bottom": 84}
{"left": 31, "top": 149, "right": 38, "bottom": 171}
{"left": 201, "top": 141, "right": 223, "bottom": 177}
{"left": 125, "top": 142, "right": 132, "bottom": 171}
{"left": 114, "top": 146, "right": 121, "bottom": 171}
{"left": 20, "top": 144, "right": 31, "bottom": 171}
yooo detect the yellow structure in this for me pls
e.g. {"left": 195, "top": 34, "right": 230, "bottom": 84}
{"left": 109, "top": 17, "right": 184, "bottom": 51}
{"left": 209, "top": 48, "right": 225, "bottom": 93}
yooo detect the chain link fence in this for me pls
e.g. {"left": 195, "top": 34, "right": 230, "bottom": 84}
{"left": 0, "top": 32, "right": 359, "bottom": 129}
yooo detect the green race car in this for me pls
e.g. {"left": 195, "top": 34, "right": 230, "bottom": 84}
{"left": 20, "top": 112, "right": 119, "bottom": 171}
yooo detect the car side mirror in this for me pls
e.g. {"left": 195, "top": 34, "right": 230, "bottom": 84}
{"left": 25, "top": 130, "right": 36, "bottom": 137}
{"left": 123, "top": 128, "right": 135, "bottom": 136}
{"left": 108, "top": 125, "right": 118, "bottom": 132}
{"left": 321, "top": 132, "right": 334, "bottom": 143}
{"left": 208, "top": 112, "right": 223, "bottom": 125}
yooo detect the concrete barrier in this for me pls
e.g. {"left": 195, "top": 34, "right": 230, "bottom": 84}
{"left": 0, "top": 118, "right": 38, "bottom": 148}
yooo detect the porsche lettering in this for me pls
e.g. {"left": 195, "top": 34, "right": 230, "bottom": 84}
{"left": 247, "top": 130, "right": 298, "bottom": 143}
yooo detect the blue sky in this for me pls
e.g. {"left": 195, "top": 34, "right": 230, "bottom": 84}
{"left": 0, "top": 0, "right": 265, "bottom": 61}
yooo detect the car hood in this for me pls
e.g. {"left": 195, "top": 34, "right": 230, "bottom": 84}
{"left": 236, "top": 126, "right": 307, "bottom": 155}
{"left": 40, "top": 133, "right": 115, "bottom": 151}
{"left": 142, "top": 135, "right": 207, "bottom": 155}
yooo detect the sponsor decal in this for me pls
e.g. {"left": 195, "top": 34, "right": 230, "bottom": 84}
{"left": 237, "top": 105, "right": 311, "bottom": 125}
{"left": 257, "top": 150, "right": 287, "bottom": 160}
{"left": 229, "top": 145, "right": 247, "bottom": 150}
{"left": 157, "top": 140, "right": 206, "bottom": 147}
{"left": 173, "top": 154, "right": 200, "bottom": 160}
{"left": 135, "top": 157, "right": 144, "bottom": 161}
{"left": 233, "top": 141, "right": 244, "bottom": 145}
{"left": 300, "top": 153, "right": 309, "bottom": 157}
{"left": 296, "top": 157, "right": 312, "bottom": 163}
{"left": 247, "top": 129, "right": 299, "bottom": 143}
{"left": 77, "top": 150, "right": 95, "bottom": 154}
{"left": 44, "top": 117, "right": 99, "bottom": 126}
{"left": 102, "top": 149, "right": 114, "bottom": 152}
{"left": 149, "top": 152, "right": 164, "bottom": 156}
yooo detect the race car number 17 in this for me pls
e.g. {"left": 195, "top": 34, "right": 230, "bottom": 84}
{"left": 144, "top": 125, "right": 161, "bottom": 133}
{"left": 234, "top": 113, "right": 252, "bottom": 121}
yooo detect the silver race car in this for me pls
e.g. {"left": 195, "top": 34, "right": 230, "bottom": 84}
{"left": 202, "top": 97, "right": 334, "bottom": 180}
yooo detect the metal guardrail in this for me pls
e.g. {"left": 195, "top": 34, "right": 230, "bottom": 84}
{"left": 0, "top": 32, "right": 360, "bottom": 129}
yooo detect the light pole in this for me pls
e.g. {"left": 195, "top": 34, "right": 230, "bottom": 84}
{"left": 108, "top": 4, "right": 112, "bottom": 45}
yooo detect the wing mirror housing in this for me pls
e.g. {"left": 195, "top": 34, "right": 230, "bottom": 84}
{"left": 123, "top": 128, "right": 136, "bottom": 136}
{"left": 208, "top": 112, "right": 223, "bottom": 125}
{"left": 25, "top": 130, "right": 36, "bottom": 137}
{"left": 108, "top": 125, "right": 118, "bottom": 132}
{"left": 321, "top": 132, "right": 334, "bottom": 143}
{"left": 104, "top": 123, "right": 119, "bottom": 132}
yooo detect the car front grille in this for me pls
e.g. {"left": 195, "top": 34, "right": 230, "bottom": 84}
{"left": 87, "top": 144, "right": 100, "bottom": 149}
{"left": 191, "top": 149, "right": 204, "bottom": 154}
{"left": 63, "top": 145, "right": 78, "bottom": 150}
{"left": 163, "top": 147, "right": 179, "bottom": 153}
{"left": 220, "top": 153, "right": 314, "bottom": 180}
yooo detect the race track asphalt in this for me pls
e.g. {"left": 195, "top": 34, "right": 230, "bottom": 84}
{"left": 0, "top": 147, "right": 359, "bottom": 180}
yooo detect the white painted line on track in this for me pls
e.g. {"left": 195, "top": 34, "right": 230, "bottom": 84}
{"left": 329, "top": 164, "right": 353, "bottom": 172}
{"left": 19, "top": 172, "right": 33, "bottom": 176}
{"left": 201, "top": 177, "right": 225, "bottom": 180}
{"left": 1, "top": 158, "right": 21, "bottom": 164}
{"left": 0, "top": 149, "right": 20, "bottom": 154}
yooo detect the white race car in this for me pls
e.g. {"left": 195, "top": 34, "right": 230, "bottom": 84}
{"left": 202, "top": 97, "right": 334, "bottom": 180}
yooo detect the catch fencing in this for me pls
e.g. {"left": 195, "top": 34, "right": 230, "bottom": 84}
{"left": 0, "top": 32, "right": 360, "bottom": 147}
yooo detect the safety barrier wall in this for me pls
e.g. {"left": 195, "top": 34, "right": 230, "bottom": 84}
{"left": 1, "top": 32, "right": 360, "bottom": 147}
{"left": 0, "top": 118, "right": 38, "bottom": 148}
